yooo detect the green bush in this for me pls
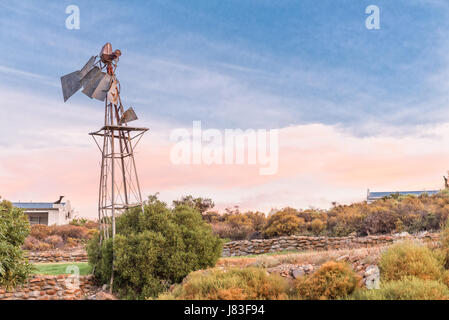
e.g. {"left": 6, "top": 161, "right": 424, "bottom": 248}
{"left": 87, "top": 195, "right": 222, "bottom": 299}
{"left": 158, "top": 267, "right": 290, "bottom": 300}
{"left": 352, "top": 277, "right": 449, "bottom": 300}
{"left": 0, "top": 199, "right": 33, "bottom": 289}
{"left": 294, "top": 261, "right": 360, "bottom": 300}
{"left": 87, "top": 236, "right": 113, "bottom": 285}
{"left": 379, "top": 241, "right": 444, "bottom": 282}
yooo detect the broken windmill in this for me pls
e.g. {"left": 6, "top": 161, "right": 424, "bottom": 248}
{"left": 60, "top": 43, "right": 148, "bottom": 243}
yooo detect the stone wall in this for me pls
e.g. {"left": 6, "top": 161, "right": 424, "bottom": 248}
{"left": 23, "top": 233, "right": 441, "bottom": 260}
{"left": 222, "top": 232, "right": 440, "bottom": 257}
{"left": 26, "top": 248, "right": 88, "bottom": 263}
{"left": 0, "top": 274, "right": 94, "bottom": 300}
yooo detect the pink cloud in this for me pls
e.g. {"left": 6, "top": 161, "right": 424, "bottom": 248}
{"left": 1, "top": 123, "right": 448, "bottom": 218}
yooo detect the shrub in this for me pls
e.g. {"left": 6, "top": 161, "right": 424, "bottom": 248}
{"left": 85, "top": 228, "right": 97, "bottom": 239}
{"left": 245, "top": 211, "right": 267, "bottom": 233}
{"left": 36, "top": 241, "right": 51, "bottom": 251}
{"left": 311, "top": 219, "right": 326, "bottom": 235}
{"left": 158, "top": 267, "right": 290, "bottom": 300}
{"left": 222, "top": 214, "right": 256, "bottom": 240}
{"left": 84, "top": 221, "right": 98, "bottom": 230}
{"left": 87, "top": 236, "right": 113, "bottom": 285}
{"left": 23, "top": 236, "right": 51, "bottom": 251}
{"left": 361, "top": 210, "right": 398, "bottom": 235}
{"left": 70, "top": 218, "right": 98, "bottom": 230}
{"left": 50, "top": 225, "right": 87, "bottom": 240}
{"left": 379, "top": 241, "right": 444, "bottom": 282}
{"left": 209, "top": 211, "right": 267, "bottom": 240}
{"left": 263, "top": 208, "right": 302, "bottom": 238}
{"left": 0, "top": 199, "right": 33, "bottom": 288}
{"left": 69, "top": 218, "right": 88, "bottom": 226}
{"left": 26, "top": 224, "right": 94, "bottom": 250}
{"left": 328, "top": 204, "right": 366, "bottom": 236}
{"left": 294, "top": 261, "right": 360, "bottom": 300}
{"left": 440, "top": 220, "right": 449, "bottom": 269}
{"left": 87, "top": 195, "right": 222, "bottom": 299}
{"left": 23, "top": 236, "right": 41, "bottom": 250}
{"left": 206, "top": 191, "right": 449, "bottom": 239}
{"left": 30, "top": 224, "right": 51, "bottom": 240}
{"left": 65, "top": 237, "right": 80, "bottom": 247}
{"left": 352, "top": 277, "right": 449, "bottom": 300}
{"left": 44, "top": 235, "right": 64, "bottom": 249}
{"left": 211, "top": 222, "right": 233, "bottom": 239}
{"left": 172, "top": 195, "right": 215, "bottom": 214}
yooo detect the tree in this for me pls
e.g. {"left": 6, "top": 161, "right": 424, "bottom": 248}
{"left": 0, "top": 198, "right": 32, "bottom": 289}
{"left": 88, "top": 195, "right": 222, "bottom": 299}
{"left": 172, "top": 195, "right": 215, "bottom": 215}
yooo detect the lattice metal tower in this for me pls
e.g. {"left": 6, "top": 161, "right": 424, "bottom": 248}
{"left": 89, "top": 93, "right": 147, "bottom": 241}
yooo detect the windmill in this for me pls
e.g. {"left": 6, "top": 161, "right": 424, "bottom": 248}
{"left": 60, "top": 43, "right": 148, "bottom": 289}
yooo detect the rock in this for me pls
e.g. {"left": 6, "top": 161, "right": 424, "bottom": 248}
{"left": 336, "top": 254, "right": 349, "bottom": 262}
{"left": 292, "top": 268, "right": 305, "bottom": 279}
{"left": 417, "top": 231, "right": 428, "bottom": 237}
{"left": 364, "top": 265, "right": 380, "bottom": 290}
{"left": 46, "top": 289, "right": 56, "bottom": 295}
{"left": 302, "top": 265, "right": 314, "bottom": 274}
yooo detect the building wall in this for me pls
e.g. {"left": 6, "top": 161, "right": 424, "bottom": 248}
{"left": 48, "top": 209, "right": 63, "bottom": 225}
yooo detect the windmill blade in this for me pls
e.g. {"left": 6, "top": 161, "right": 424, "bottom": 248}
{"left": 81, "top": 66, "right": 101, "bottom": 88}
{"left": 81, "top": 70, "right": 103, "bottom": 99}
{"left": 119, "top": 107, "right": 138, "bottom": 124}
{"left": 82, "top": 70, "right": 111, "bottom": 101}
{"left": 92, "top": 73, "right": 112, "bottom": 101}
{"left": 60, "top": 56, "right": 97, "bottom": 102}
{"left": 61, "top": 70, "right": 82, "bottom": 102}
{"left": 79, "top": 56, "right": 96, "bottom": 78}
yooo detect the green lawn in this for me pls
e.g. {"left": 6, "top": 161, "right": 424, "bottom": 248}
{"left": 32, "top": 262, "right": 92, "bottom": 276}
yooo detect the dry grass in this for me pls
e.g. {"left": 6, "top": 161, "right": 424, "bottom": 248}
{"left": 217, "top": 246, "right": 388, "bottom": 269}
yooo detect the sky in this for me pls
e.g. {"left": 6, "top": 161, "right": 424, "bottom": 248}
{"left": 1, "top": 0, "right": 449, "bottom": 218}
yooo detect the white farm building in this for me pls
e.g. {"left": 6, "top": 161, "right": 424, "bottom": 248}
{"left": 12, "top": 196, "right": 74, "bottom": 226}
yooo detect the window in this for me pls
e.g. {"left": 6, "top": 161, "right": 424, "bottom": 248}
{"left": 27, "top": 212, "right": 49, "bottom": 225}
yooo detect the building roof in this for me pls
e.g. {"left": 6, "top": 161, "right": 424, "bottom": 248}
{"left": 12, "top": 202, "right": 64, "bottom": 210}
{"left": 367, "top": 190, "right": 440, "bottom": 200}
